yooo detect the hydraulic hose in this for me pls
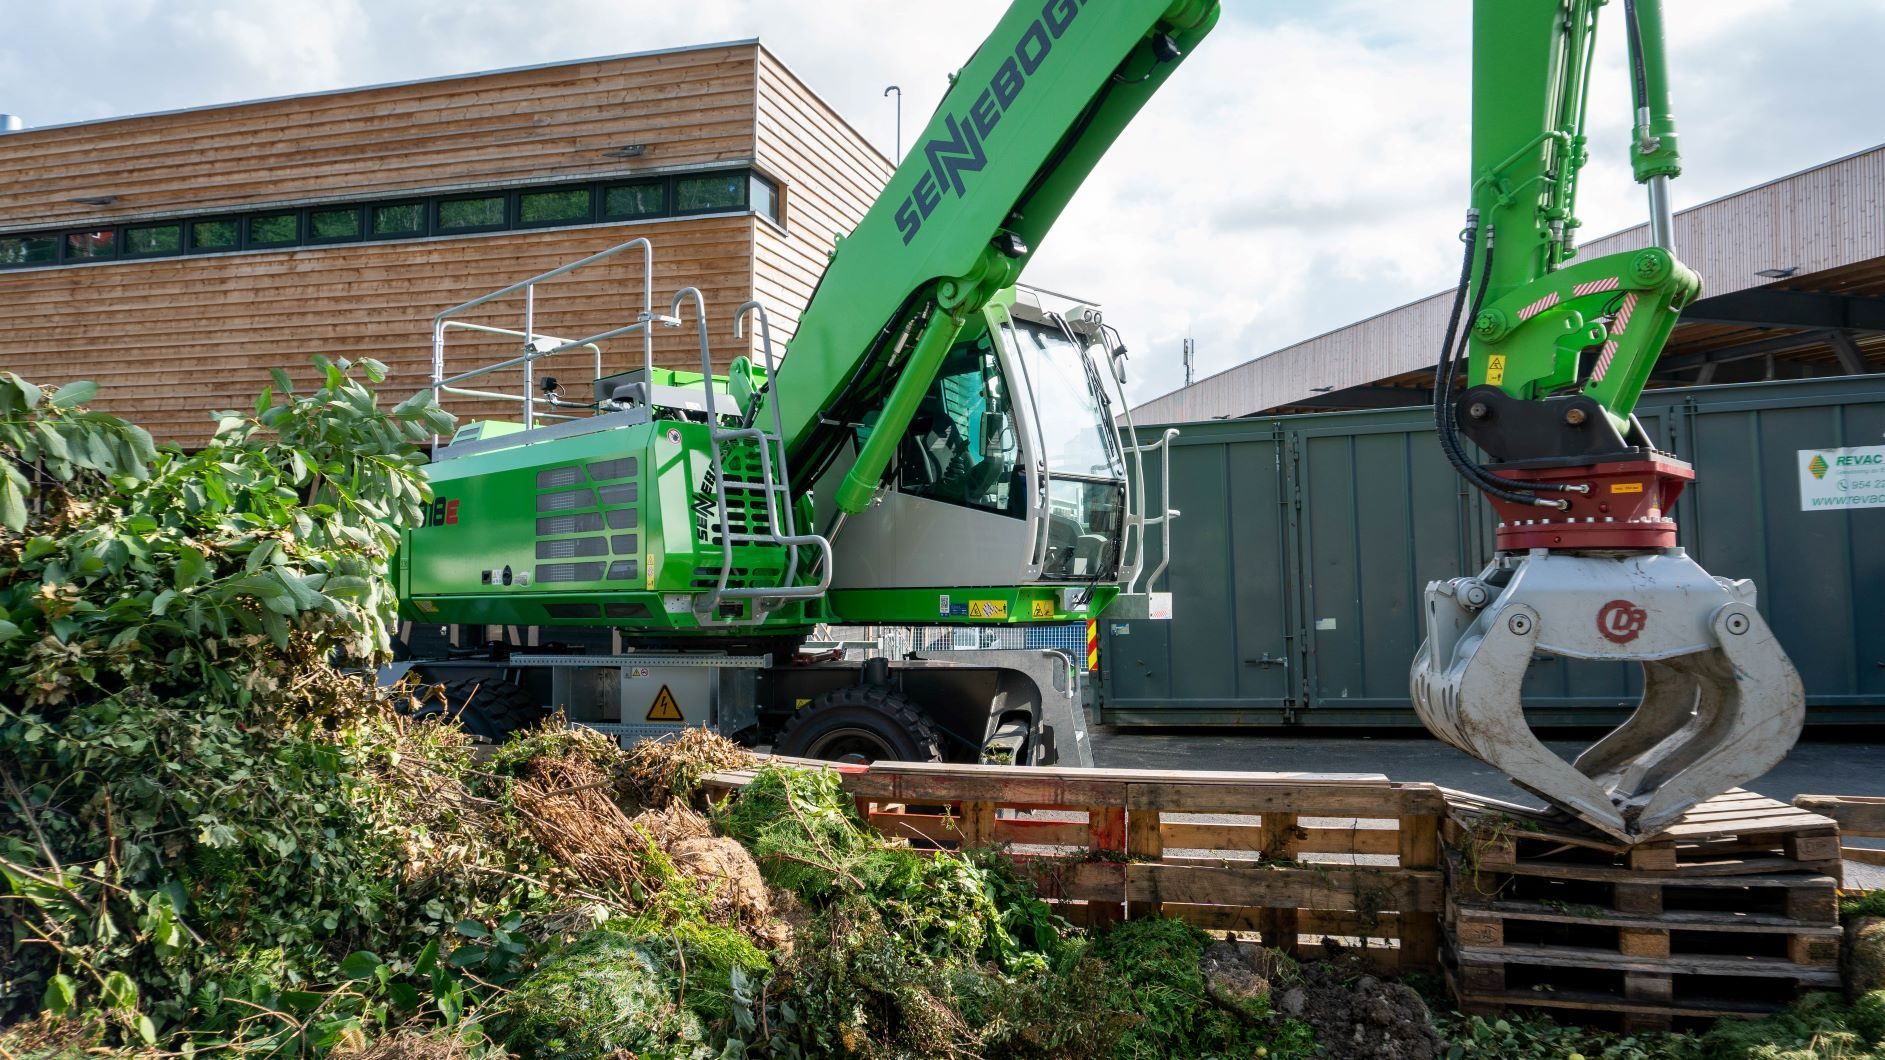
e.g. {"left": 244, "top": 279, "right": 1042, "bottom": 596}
{"left": 1433, "top": 217, "right": 1575, "bottom": 510}
{"left": 1622, "top": 0, "right": 1651, "bottom": 114}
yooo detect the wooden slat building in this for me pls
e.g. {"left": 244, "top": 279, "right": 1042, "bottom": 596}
{"left": 0, "top": 40, "right": 893, "bottom": 444}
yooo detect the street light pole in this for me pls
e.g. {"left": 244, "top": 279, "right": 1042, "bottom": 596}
{"left": 883, "top": 84, "right": 903, "bottom": 161}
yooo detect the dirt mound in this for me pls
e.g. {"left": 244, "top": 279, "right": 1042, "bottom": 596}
{"left": 1278, "top": 947, "right": 1444, "bottom": 1060}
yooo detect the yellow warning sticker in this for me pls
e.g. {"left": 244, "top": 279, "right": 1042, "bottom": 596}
{"left": 794, "top": 698, "right": 811, "bottom": 711}
{"left": 1486, "top": 354, "right": 1507, "bottom": 386}
{"left": 968, "top": 600, "right": 1009, "bottom": 619}
{"left": 1611, "top": 482, "right": 1645, "bottom": 494}
{"left": 1030, "top": 599, "right": 1056, "bottom": 619}
{"left": 645, "top": 684, "right": 684, "bottom": 722}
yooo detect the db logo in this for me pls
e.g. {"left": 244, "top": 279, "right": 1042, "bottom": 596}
{"left": 1596, "top": 599, "right": 1648, "bottom": 644}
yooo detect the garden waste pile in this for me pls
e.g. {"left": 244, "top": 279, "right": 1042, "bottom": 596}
{"left": 4, "top": 364, "right": 1885, "bottom": 1059}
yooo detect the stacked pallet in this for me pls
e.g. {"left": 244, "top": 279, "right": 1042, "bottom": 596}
{"left": 1442, "top": 789, "right": 1844, "bottom": 1032}
{"left": 705, "top": 757, "right": 1450, "bottom": 972}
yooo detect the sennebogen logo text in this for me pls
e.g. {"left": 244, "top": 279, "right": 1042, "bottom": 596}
{"left": 894, "top": 0, "right": 1087, "bottom": 246}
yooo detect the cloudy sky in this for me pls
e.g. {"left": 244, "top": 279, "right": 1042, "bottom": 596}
{"left": 6, "top": 1, "right": 1883, "bottom": 404}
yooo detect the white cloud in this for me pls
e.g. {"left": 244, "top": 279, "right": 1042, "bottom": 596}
{"left": 3, "top": 0, "right": 1880, "bottom": 404}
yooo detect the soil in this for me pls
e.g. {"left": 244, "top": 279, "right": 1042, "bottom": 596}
{"left": 1202, "top": 937, "right": 1444, "bottom": 1060}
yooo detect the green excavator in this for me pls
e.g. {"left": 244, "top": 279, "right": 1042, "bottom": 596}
{"left": 389, "top": 1, "right": 1217, "bottom": 767}
{"left": 392, "top": 0, "right": 1803, "bottom": 839}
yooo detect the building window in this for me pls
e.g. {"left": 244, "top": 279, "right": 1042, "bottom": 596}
{"left": 675, "top": 173, "right": 746, "bottom": 214}
{"left": 438, "top": 195, "right": 506, "bottom": 232}
{"left": 309, "top": 207, "right": 363, "bottom": 242}
{"left": 371, "top": 203, "right": 425, "bottom": 237}
{"left": 189, "top": 219, "right": 240, "bottom": 252}
{"left": 65, "top": 230, "right": 116, "bottom": 261}
{"left": 750, "top": 174, "right": 781, "bottom": 224}
{"left": 0, "top": 167, "right": 784, "bottom": 271}
{"left": 602, "top": 180, "right": 665, "bottom": 220}
{"left": 247, "top": 212, "right": 299, "bottom": 246}
{"left": 125, "top": 224, "right": 182, "bottom": 257}
{"left": 0, "top": 234, "right": 58, "bottom": 266}
{"left": 518, "top": 188, "right": 591, "bottom": 226}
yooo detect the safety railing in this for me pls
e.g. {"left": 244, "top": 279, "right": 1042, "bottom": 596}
{"left": 429, "top": 237, "right": 671, "bottom": 432}
{"left": 673, "top": 287, "right": 833, "bottom": 623}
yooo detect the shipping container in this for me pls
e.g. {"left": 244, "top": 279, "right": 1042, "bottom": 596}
{"left": 1098, "top": 376, "right": 1885, "bottom": 727}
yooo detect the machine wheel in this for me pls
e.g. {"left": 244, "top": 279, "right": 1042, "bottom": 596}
{"left": 773, "top": 686, "right": 944, "bottom": 765}
{"left": 413, "top": 675, "right": 543, "bottom": 742}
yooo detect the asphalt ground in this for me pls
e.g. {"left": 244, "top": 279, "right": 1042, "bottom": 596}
{"left": 1085, "top": 726, "right": 1885, "bottom": 887}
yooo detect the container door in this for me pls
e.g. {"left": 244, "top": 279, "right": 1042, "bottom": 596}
{"left": 1292, "top": 410, "right": 1483, "bottom": 725}
{"left": 1098, "top": 424, "right": 1292, "bottom": 724}
{"left": 1669, "top": 382, "right": 1885, "bottom": 721}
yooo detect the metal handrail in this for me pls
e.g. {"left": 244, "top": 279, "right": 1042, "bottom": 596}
{"left": 429, "top": 237, "right": 662, "bottom": 433}
{"left": 1122, "top": 427, "right": 1181, "bottom": 595}
{"left": 676, "top": 288, "right": 832, "bottom": 624}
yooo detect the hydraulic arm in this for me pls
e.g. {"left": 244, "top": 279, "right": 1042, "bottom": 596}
{"left": 774, "top": 1, "right": 1219, "bottom": 514}
{"left": 1412, "top": 0, "right": 1803, "bottom": 840}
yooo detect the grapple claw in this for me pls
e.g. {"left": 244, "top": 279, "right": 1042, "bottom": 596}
{"left": 1411, "top": 548, "right": 1804, "bottom": 842}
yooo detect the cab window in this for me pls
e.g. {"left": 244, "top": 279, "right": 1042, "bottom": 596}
{"left": 893, "top": 332, "right": 1024, "bottom": 517}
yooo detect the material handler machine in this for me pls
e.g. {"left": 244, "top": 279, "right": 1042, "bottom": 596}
{"left": 394, "top": 0, "right": 1804, "bottom": 842}
{"left": 390, "top": 1, "right": 1216, "bottom": 768}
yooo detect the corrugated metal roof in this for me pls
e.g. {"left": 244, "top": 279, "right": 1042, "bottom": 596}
{"left": 1133, "top": 143, "right": 1885, "bottom": 424}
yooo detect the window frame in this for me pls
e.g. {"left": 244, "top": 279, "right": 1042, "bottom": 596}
{"left": 0, "top": 166, "right": 786, "bottom": 272}
{"left": 62, "top": 228, "right": 119, "bottom": 263}
{"left": 0, "top": 232, "right": 62, "bottom": 268}
{"left": 601, "top": 178, "right": 668, "bottom": 221}
{"left": 244, "top": 210, "right": 303, "bottom": 249}
{"left": 121, "top": 222, "right": 185, "bottom": 259}
{"left": 368, "top": 201, "right": 428, "bottom": 239}
{"left": 306, "top": 205, "right": 366, "bottom": 245}
{"left": 749, "top": 172, "right": 783, "bottom": 225}
{"left": 514, "top": 185, "right": 596, "bottom": 229}
{"left": 185, "top": 217, "right": 242, "bottom": 254}
{"left": 672, "top": 170, "right": 751, "bottom": 217}
{"left": 434, "top": 193, "right": 510, "bottom": 235}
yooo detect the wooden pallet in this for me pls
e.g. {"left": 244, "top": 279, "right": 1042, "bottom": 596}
{"left": 1441, "top": 789, "right": 1844, "bottom": 1031}
{"left": 1445, "top": 789, "right": 1845, "bottom": 879}
{"left": 702, "top": 756, "right": 1449, "bottom": 972}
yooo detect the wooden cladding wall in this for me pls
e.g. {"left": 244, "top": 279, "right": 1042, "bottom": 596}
{"left": 2, "top": 218, "right": 755, "bottom": 444}
{"left": 752, "top": 48, "right": 894, "bottom": 349}
{"left": 0, "top": 44, "right": 761, "bottom": 231}
{"left": 0, "top": 41, "right": 900, "bottom": 444}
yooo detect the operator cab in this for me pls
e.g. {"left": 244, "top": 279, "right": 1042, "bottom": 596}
{"left": 822, "top": 286, "right": 1129, "bottom": 602}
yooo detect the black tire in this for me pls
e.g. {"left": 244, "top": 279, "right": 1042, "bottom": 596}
{"left": 772, "top": 686, "right": 944, "bottom": 765}
{"left": 412, "top": 675, "right": 543, "bottom": 742}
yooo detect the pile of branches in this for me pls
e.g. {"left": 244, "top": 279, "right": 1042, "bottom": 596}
{"left": 13, "top": 368, "right": 1860, "bottom": 1060}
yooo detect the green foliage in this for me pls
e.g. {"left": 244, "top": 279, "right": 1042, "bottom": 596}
{"left": 0, "top": 365, "right": 489, "bottom": 1052}
{"left": 1697, "top": 992, "right": 1885, "bottom": 1060}
{"left": 718, "top": 764, "right": 871, "bottom": 899}
{"left": 1437, "top": 1012, "right": 1701, "bottom": 1059}
{"left": 1844, "top": 891, "right": 1885, "bottom": 924}
{"left": 500, "top": 929, "right": 717, "bottom": 1059}
{"left": 1089, "top": 918, "right": 1312, "bottom": 1059}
